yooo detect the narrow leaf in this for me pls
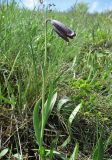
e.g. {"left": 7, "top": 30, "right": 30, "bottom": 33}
{"left": 105, "top": 132, "right": 112, "bottom": 150}
{"left": 0, "top": 95, "right": 15, "bottom": 105}
{"left": 61, "top": 104, "right": 81, "bottom": 149}
{"left": 69, "top": 104, "right": 81, "bottom": 125}
{"left": 0, "top": 148, "right": 9, "bottom": 158}
{"left": 61, "top": 136, "right": 71, "bottom": 148}
{"left": 13, "top": 153, "right": 23, "bottom": 160}
{"left": 46, "top": 149, "right": 67, "bottom": 160}
{"left": 43, "top": 91, "right": 57, "bottom": 128}
{"left": 93, "top": 134, "right": 104, "bottom": 160}
{"left": 57, "top": 97, "right": 70, "bottom": 113}
{"left": 70, "top": 143, "right": 79, "bottom": 160}
{"left": 33, "top": 98, "right": 41, "bottom": 145}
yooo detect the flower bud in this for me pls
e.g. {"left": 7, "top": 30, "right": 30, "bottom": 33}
{"left": 50, "top": 19, "right": 76, "bottom": 42}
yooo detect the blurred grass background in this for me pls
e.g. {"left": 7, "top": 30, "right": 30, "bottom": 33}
{"left": 0, "top": 1, "right": 112, "bottom": 159}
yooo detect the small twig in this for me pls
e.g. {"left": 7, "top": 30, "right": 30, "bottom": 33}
{"left": 3, "top": 118, "right": 28, "bottom": 147}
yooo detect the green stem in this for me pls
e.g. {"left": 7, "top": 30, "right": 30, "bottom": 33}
{"left": 41, "top": 19, "right": 47, "bottom": 143}
{"left": 44, "top": 20, "right": 47, "bottom": 67}
{"left": 41, "top": 65, "right": 45, "bottom": 145}
{"left": 39, "top": 9, "right": 48, "bottom": 160}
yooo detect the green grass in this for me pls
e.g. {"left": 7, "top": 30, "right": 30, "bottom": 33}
{"left": 0, "top": 1, "right": 112, "bottom": 159}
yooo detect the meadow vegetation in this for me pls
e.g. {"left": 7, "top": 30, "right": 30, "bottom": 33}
{"left": 0, "top": 1, "right": 112, "bottom": 159}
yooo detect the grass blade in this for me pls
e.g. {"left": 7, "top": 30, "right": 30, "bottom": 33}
{"left": 70, "top": 143, "right": 79, "bottom": 160}
{"left": 0, "top": 95, "right": 15, "bottom": 105}
{"left": 93, "top": 134, "right": 104, "bottom": 160}
{"left": 61, "top": 136, "right": 71, "bottom": 149}
{"left": 61, "top": 104, "right": 81, "bottom": 149}
{"left": 69, "top": 104, "right": 81, "bottom": 125}
{"left": 57, "top": 97, "right": 70, "bottom": 113}
{"left": 105, "top": 132, "right": 112, "bottom": 150}
{"left": 33, "top": 98, "right": 42, "bottom": 145}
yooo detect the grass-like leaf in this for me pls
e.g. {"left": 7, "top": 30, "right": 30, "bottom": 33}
{"left": 43, "top": 91, "right": 57, "bottom": 129}
{"left": 57, "top": 97, "right": 70, "bottom": 113}
{"left": 105, "top": 132, "right": 112, "bottom": 150}
{"left": 61, "top": 104, "right": 81, "bottom": 148}
{"left": 46, "top": 149, "right": 67, "bottom": 160}
{"left": 13, "top": 153, "right": 23, "bottom": 160}
{"left": 69, "top": 104, "right": 81, "bottom": 125}
{"left": 61, "top": 136, "right": 71, "bottom": 148}
{"left": 0, "top": 148, "right": 9, "bottom": 159}
{"left": 93, "top": 134, "right": 104, "bottom": 160}
{"left": 70, "top": 143, "right": 79, "bottom": 160}
{"left": 0, "top": 95, "right": 15, "bottom": 105}
{"left": 33, "top": 98, "right": 42, "bottom": 146}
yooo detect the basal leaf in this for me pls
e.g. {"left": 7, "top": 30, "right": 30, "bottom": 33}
{"left": 43, "top": 91, "right": 57, "bottom": 129}
{"left": 93, "top": 134, "right": 104, "bottom": 160}
{"left": 33, "top": 98, "right": 42, "bottom": 146}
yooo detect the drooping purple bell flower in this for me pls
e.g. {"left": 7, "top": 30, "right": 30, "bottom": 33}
{"left": 50, "top": 19, "right": 76, "bottom": 42}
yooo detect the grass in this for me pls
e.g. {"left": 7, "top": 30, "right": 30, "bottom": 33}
{"left": 0, "top": 1, "right": 112, "bottom": 159}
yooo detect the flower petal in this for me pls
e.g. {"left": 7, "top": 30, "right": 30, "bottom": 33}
{"left": 53, "top": 27, "right": 69, "bottom": 42}
{"left": 67, "top": 31, "right": 76, "bottom": 39}
{"left": 51, "top": 19, "right": 76, "bottom": 39}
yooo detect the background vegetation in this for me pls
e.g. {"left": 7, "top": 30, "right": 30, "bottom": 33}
{"left": 0, "top": 1, "right": 112, "bottom": 159}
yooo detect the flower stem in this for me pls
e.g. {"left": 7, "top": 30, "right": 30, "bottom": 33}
{"left": 44, "top": 20, "right": 47, "bottom": 67}
{"left": 39, "top": 8, "right": 48, "bottom": 160}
